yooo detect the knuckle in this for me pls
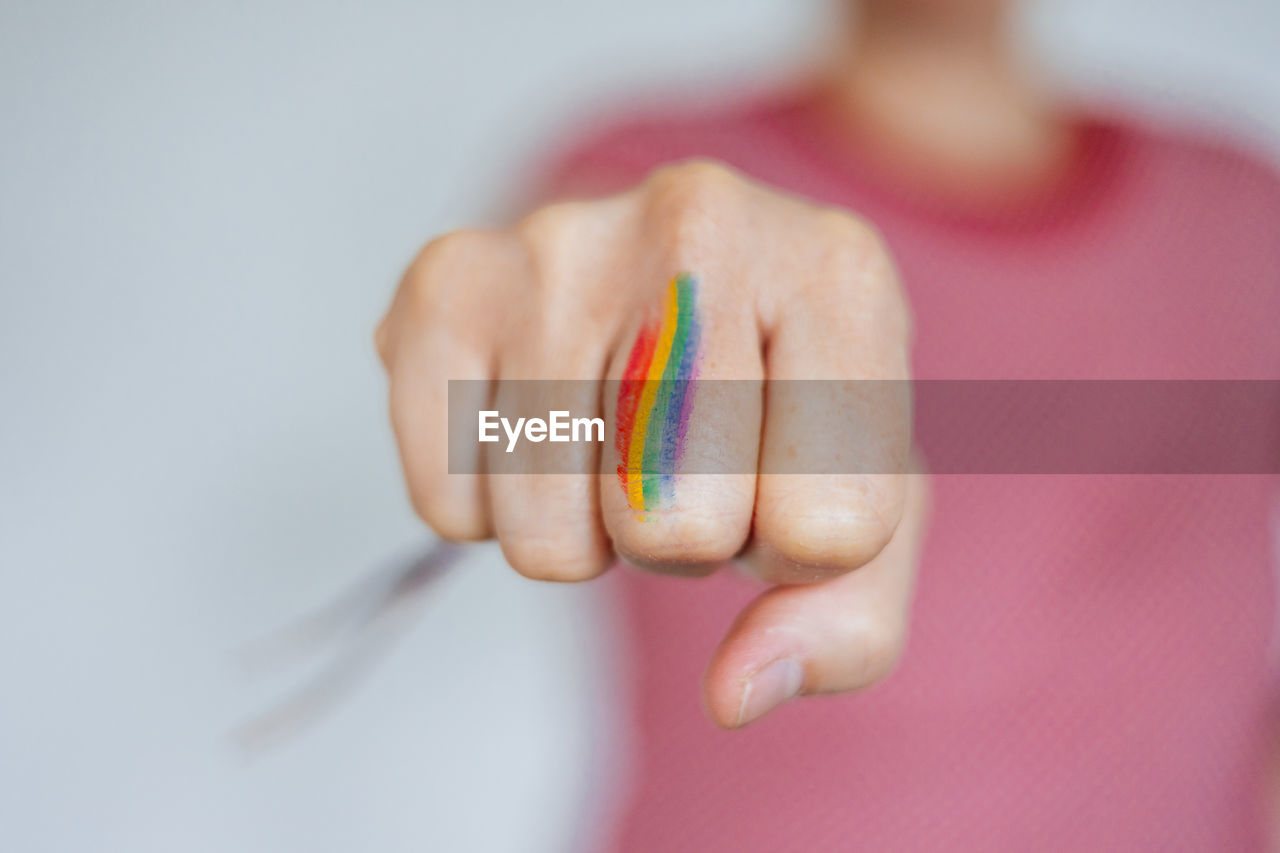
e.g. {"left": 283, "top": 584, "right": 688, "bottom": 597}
{"left": 645, "top": 159, "right": 743, "bottom": 251}
{"left": 498, "top": 531, "right": 605, "bottom": 583}
{"left": 415, "top": 227, "right": 490, "bottom": 273}
{"left": 402, "top": 229, "right": 489, "bottom": 320}
{"left": 516, "top": 201, "right": 596, "bottom": 305}
{"left": 517, "top": 200, "right": 588, "bottom": 249}
{"left": 408, "top": 489, "right": 489, "bottom": 543}
{"left": 614, "top": 508, "right": 743, "bottom": 568}
{"left": 648, "top": 158, "right": 743, "bottom": 199}
{"left": 817, "top": 207, "right": 883, "bottom": 251}
{"left": 761, "top": 504, "right": 894, "bottom": 573}
{"left": 401, "top": 273, "right": 443, "bottom": 326}
{"left": 813, "top": 209, "right": 912, "bottom": 339}
{"left": 813, "top": 209, "right": 888, "bottom": 281}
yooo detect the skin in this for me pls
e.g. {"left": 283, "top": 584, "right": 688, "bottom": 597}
{"left": 377, "top": 0, "right": 1060, "bottom": 728}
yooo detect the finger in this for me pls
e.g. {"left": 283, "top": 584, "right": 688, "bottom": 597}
{"left": 750, "top": 212, "right": 912, "bottom": 583}
{"left": 380, "top": 230, "right": 514, "bottom": 541}
{"left": 484, "top": 205, "right": 616, "bottom": 582}
{"left": 486, "top": 382, "right": 611, "bottom": 583}
{"left": 600, "top": 271, "right": 760, "bottom": 576}
{"left": 704, "top": 466, "right": 927, "bottom": 728}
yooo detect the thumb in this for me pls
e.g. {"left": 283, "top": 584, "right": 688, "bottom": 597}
{"left": 702, "top": 469, "right": 928, "bottom": 728}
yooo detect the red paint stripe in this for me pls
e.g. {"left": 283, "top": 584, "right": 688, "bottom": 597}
{"left": 615, "top": 323, "right": 659, "bottom": 486}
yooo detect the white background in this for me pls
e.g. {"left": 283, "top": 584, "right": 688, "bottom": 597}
{"left": 2, "top": 1, "right": 1278, "bottom": 850}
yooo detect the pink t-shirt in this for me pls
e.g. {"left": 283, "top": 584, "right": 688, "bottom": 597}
{"left": 544, "top": 90, "right": 1280, "bottom": 851}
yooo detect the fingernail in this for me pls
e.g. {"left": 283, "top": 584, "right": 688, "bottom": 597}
{"left": 736, "top": 658, "right": 804, "bottom": 726}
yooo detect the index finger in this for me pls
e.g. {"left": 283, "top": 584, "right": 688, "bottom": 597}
{"left": 749, "top": 212, "right": 912, "bottom": 584}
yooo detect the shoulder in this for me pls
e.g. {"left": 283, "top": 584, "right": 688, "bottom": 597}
{"left": 1117, "top": 113, "right": 1280, "bottom": 212}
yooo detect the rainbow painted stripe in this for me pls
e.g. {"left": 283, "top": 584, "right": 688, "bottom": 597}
{"left": 615, "top": 274, "right": 702, "bottom": 512}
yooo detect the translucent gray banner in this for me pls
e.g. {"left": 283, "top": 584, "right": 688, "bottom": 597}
{"left": 447, "top": 380, "right": 1280, "bottom": 475}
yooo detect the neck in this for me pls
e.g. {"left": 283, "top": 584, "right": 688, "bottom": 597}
{"left": 819, "top": 2, "right": 1073, "bottom": 205}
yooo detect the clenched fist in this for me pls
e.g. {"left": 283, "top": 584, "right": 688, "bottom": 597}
{"left": 376, "top": 160, "right": 927, "bottom": 727}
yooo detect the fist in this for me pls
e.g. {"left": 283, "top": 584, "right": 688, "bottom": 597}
{"left": 377, "top": 160, "right": 926, "bottom": 727}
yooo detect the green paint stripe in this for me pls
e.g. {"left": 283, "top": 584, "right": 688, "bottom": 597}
{"left": 641, "top": 275, "right": 694, "bottom": 507}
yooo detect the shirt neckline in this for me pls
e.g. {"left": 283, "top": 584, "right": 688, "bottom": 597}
{"left": 758, "top": 86, "right": 1136, "bottom": 239}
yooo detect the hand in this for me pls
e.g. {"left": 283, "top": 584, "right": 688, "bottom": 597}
{"left": 376, "top": 160, "right": 926, "bottom": 727}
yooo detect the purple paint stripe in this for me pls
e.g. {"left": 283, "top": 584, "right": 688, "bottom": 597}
{"left": 659, "top": 281, "right": 701, "bottom": 501}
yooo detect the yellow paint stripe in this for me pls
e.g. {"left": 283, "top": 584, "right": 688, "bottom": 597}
{"left": 626, "top": 280, "right": 680, "bottom": 509}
